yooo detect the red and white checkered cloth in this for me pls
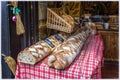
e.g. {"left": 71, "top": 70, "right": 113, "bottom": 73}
{"left": 15, "top": 33, "right": 104, "bottom": 79}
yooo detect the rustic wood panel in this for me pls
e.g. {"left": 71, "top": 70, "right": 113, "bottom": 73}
{"left": 114, "top": 33, "right": 118, "bottom": 60}
{"left": 98, "top": 30, "right": 118, "bottom": 61}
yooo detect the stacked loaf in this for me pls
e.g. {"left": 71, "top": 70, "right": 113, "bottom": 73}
{"left": 48, "top": 29, "right": 90, "bottom": 69}
{"left": 17, "top": 33, "right": 68, "bottom": 65}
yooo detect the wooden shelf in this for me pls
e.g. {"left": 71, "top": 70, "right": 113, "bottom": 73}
{"left": 97, "top": 29, "right": 118, "bottom": 32}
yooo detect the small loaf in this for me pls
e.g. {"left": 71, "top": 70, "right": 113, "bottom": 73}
{"left": 48, "top": 29, "right": 90, "bottom": 69}
{"left": 85, "top": 22, "right": 97, "bottom": 35}
{"left": 62, "top": 15, "right": 74, "bottom": 26}
{"left": 17, "top": 33, "right": 68, "bottom": 65}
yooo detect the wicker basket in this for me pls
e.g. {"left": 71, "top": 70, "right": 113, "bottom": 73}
{"left": 47, "top": 8, "right": 74, "bottom": 33}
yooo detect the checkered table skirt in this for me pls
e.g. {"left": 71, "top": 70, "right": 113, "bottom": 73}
{"left": 15, "top": 33, "right": 104, "bottom": 79}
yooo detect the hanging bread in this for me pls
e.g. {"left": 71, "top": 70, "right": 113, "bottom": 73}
{"left": 17, "top": 33, "right": 68, "bottom": 65}
{"left": 47, "top": 29, "right": 90, "bottom": 69}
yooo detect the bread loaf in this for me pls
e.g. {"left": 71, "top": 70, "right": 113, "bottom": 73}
{"left": 17, "top": 33, "right": 68, "bottom": 65}
{"left": 85, "top": 22, "right": 97, "bottom": 35}
{"left": 62, "top": 15, "right": 74, "bottom": 26}
{"left": 48, "top": 29, "right": 90, "bottom": 69}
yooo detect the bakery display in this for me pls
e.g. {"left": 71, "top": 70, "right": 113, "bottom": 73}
{"left": 17, "top": 33, "right": 68, "bottom": 65}
{"left": 47, "top": 28, "right": 90, "bottom": 69}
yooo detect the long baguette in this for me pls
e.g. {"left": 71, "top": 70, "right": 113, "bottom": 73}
{"left": 48, "top": 29, "right": 90, "bottom": 69}
{"left": 17, "top": 33, "right": 68, "bottom": 65}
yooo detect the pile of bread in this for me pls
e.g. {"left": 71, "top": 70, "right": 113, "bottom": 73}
{"left": 17, "top": 28, "right": 90, "bottom": 69}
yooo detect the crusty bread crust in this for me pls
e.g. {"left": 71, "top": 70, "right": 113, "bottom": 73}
{"left": 48, "top": 29, "right": 90, "bottom": 69}
{"left": 17, "top": 33, "right": 68, "bottom": 65}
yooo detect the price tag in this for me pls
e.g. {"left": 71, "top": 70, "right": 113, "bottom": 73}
{"left": 55, "top": 34, "right": 64, "bottom": 42}
{"left": 44, "top": 39, "right": 54, "bottom": 48}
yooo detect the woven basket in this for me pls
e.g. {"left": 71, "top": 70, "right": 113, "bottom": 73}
{"left": 47, "top": 8, "right": 74, "bottom": 33}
